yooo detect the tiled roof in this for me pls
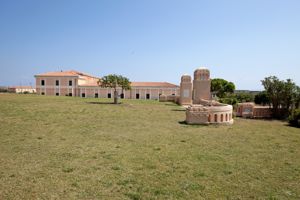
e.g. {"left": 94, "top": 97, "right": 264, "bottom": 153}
{"left": 9, "top": 86, "right": 35, "bottom": 89}
{"left": 79, "top": 82, "right": 178, "bottom": 88}
{"left": 130, "top": 82, "right": 179, "bottom": 88}
{"left": 79, "top": 83, "right": 99, "bottom": 87}
{"left": 35, "top": 70, "right": 178, "bottom": 88}
{"left": 35, "top": 70, "right": 99, "bottom": 79}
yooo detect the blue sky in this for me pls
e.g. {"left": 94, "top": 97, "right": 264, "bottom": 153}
{"left": 0, "top": 0, "right": 299, "bottom": 90}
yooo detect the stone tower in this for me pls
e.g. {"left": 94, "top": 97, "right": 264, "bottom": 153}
{"left": 179, "top": 74, "right": 192, "bottom": 105}
{"left": 192, "top": 68, "right": 211, "bottom": 104}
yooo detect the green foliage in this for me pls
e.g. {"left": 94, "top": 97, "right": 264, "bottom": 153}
{"left": 261, "top": 76, "right": 299, "bottom": 119}
{"left": 0, "top": 88, "right": 8, "bottom": 93}
{"left": 99, "top": 74, "right": 131, "bottom": 91}
{"left": 211, "top": 78, "right": 235, "bottom": 98}
{"left": 218, "top": 93, "right": 253, "bottom": 106}
{"left": 235, "top": 92, "right": 254, "bottom": 103}
{"left": 288, "top": 109, "right": 300, "bottom": 128}
{"left": 219, "top": 96, "right": 238, "bottom": 105}
{"left": 293, "top": 86, "right": 300, "bottom": 109}
{"left": 118, "top": 75, "right": 131, "bottom": 91}
{"left": 254, "top": 91, "right": 270, "bottom": 105}
{"left": 98, "top": 74, "right": 131, "bottom": 104}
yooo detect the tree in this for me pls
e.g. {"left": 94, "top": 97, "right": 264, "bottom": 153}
{"left": 211, "top": 78, "right": 235, "bottom": 98}
{"left": 294, "top": 86, "right": 300, "bottom": 109}
{"left": 235, "top": 92, "right": 254, "bottom": 103}
{"left": 254, "top": 91, "right": 270, "bottom": 105}
{"left": 261, "top": 76, "right": 298, "bottom": 118}
{"left": 281, "top": 79, "right": 297, "bottom": 114}
{"left": 261, "top": 76, "right": 284, "bottom": 118}
{"left": 288, "top": 109, "right": 300, "bottom": 128}
{"left": 118, "top": 75, "right": 131, "bottom": 96}
{"left": 98, "top": 74, "right": 131, "bottom": 104}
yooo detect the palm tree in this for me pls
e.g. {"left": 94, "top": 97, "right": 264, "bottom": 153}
{"left": 98, "top": 74, "right": 131, "bottom": 104}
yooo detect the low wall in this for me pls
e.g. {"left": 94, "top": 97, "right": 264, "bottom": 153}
{"left": 159, "top": 95, "right": 180, "bottom": 104}
{"left": 186, "top": 104, "right": 233, "bottom": 125}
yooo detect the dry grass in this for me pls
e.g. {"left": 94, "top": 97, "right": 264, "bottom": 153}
{"left": 0, "top": 94, "right": 299, "bottom": 199}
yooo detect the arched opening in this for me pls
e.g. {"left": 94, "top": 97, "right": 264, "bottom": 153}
{"left": 214, "top": 114, "right": 217, "bottom": 122}
{"left": 221, "top": 114, "right": 224, "bottom": 122}
{"left": 208, "top": 114, "right": 211, "bottom": 122}
{"left": 225, "top": 114, "right": 228, "bottom": 121}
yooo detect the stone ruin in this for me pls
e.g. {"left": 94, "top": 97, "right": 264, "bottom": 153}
{"left": 160, "top": 67, "right": 233, "bottom": 125}
{"left": 182, "top": 68, "right": 233, "bottom": 125}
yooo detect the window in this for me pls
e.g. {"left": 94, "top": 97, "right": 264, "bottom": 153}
{"left": 172, "top": 93, "right": 175, "bottom": 96}
{"left": 108, "top": 93, "right": 111, "bottom": 98}
{"left": 221, "top": 114, "right": 224, "bottom": 122}
{"left": 69, "top": 93, "right": 72, "bottom": 97}
{"left": 136, "top": 93, "right": 140, "bottom": 99}
{"left": 41, "top": 92, "right": 45, "bottom": 95}
{"left": 56, "top": 80, "right": 59, "bottom": 86}
{"left": 120, "top": 93, "right": 124, "bottom": 99}
{"left": 41, "top": 80, "right": 45, "bottom": 86}
{"left": 183, "top": 89, "right": 189, "bottom": 97}
{"left": 95, "top": 93, "right": 98, "bottom": 98}
{"left": 146, "top": 94, "right": 150, "bottom": 99}
{"left": 81, "top": 93, "right": 85, "bottom": 98}
{"left": 69, "top": 80, "right": 72, "bottom": 86}
{"left": 214, "top": 114, "right": 217, "bottom": 122}
{"left": 56, "top": 93, "right": 59, "bottom": 96}
{"left": 244, "top": 108, "right": 252, "bottom": 113}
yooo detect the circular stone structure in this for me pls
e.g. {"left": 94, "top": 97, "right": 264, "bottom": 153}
{"left": 180, "top": 67, "right": 234, "bottom": 125}
{"left": 186, "top": 100, "right": 233, "bottom": 125}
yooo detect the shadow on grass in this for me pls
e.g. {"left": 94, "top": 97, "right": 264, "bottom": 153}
{"left": 284, "top": 123, "right": 300, "bottom": 129}
{"left": 164, "top": 103, "right": 178, "bottom": 106}
{"left": 86, "top": 102, "right": 122, "bottom": 105}
{"left": 178, "top": 121, "right": 187, "bottom": 125}
{"left": 172, "top": 109, "right": 186, "bottom": 112}
{"left": 178, "top": 120, "right": 211, "bottom": 127}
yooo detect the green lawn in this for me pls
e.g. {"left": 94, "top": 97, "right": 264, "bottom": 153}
{"left": 0, "top": 94, "right": 299, "bottom": 199}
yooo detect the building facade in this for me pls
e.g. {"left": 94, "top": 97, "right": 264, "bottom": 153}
{"left": 236, "top": 102, "right": 272, "bottom": 118}
{"left": 35, "top": 70, "right": 179, "bottom": 100}
{"left": 8, "top": 86, "right": 36, "bottom": 93}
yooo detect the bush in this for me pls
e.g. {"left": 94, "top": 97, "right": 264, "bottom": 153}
{"left": 235, "top": 92, "right": 254, "bottom": 103}
{"left": 254, "top": 91, "right": 270, "bottom": 105}
{"left": 0, "top": 88, "right": 8, "bottom": 93}
{"left": 218, "top": 93, "right": 254, "bottom": 106}
{"left": 219, "top": 97, "right": 238, "bottom": 105}
{"left": 288, "top": 109, "right": 300, "bottom": 128}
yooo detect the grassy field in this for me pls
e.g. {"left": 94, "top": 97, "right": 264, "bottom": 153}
{"left": 0, "top": 94, "right": 299, "bottom": 199}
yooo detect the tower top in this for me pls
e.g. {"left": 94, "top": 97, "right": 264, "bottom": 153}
{"left": 194, "top": 67, "right": 210, "bottom": 80}
{"left": 181, "top": 74, "right": 191, "bottom": 82}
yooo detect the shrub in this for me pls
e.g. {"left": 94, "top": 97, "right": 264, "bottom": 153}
{"left": 288, "top": 109, "right": 300, "bottom": 128}
{"left": 219, "top": 97, "right": 237, "bottom": 105}
{"left": 235, "top": 92, "right": 254, "bottom": 103}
